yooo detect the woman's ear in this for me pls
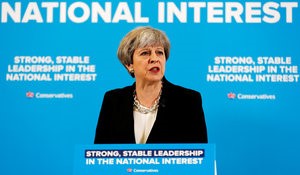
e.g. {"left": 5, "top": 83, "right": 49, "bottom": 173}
{"left": 126, "top": 64, "right": 134, "bottom": 74}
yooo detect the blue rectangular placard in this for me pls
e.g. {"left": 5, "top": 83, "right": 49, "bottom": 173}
{"left": 73, "top": 144, "right": 216, "bottom": 175}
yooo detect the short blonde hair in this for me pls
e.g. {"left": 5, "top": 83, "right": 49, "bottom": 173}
{"left": 117, "top": 26, "right": 170, "bottom": 76}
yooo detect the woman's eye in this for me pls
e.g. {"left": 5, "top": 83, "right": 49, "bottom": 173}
{"left": 157, "top": 51, "right": 164, "bottom": 55}
{"left": 140, "top": 51, "right": 149, "bottom": 56}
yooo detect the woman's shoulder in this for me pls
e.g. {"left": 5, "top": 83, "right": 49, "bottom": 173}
{"left": 161, "top": 80, "right": 202, "bottom": 109}
{"left": 104, "top": 85, "right": 133, "bottom": 98}
{"left": 163, "top": 79, "right": 201, "bottom": 97}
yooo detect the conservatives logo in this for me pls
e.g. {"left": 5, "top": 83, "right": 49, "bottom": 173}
{"left": 26, "top": 91, "right": 35, "bottom": 98}
{"left": 126, "top": 168, "right": 159, "bottom": 173}
{"left": 227, "top": 92, "right": 236, "bottom": 99}
{"left": 227, "top": 92, "right": 276, "bottom": 100}
{"left": 25, "top": 91, "right": 73, "bottom": 99}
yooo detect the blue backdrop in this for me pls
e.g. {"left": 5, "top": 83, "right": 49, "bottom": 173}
{"left": 1, "top": 0, "right": 299, "bottom": 175}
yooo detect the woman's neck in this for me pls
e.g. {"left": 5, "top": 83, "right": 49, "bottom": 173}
{"left": 135, "top": 81, "right": 162, "bottom": 108}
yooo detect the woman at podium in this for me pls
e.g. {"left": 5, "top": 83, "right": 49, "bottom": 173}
{"left": 94, "top": 26, "right": 207, "bottom": 144}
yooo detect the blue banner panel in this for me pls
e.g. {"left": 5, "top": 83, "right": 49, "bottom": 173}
{"left": 73, "top": 144, "right": 216, "bottom": 175}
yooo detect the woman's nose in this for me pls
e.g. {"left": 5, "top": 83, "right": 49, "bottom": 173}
{"left": 149, "top": 55, "right": 159, "bottom": 64}
{"left": 149, "top": 59, "right": 158, "bottom": 64}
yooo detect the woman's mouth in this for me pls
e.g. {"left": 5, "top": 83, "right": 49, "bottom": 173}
{"left": 149, "top": 67, "right": 160, "bottom": 73}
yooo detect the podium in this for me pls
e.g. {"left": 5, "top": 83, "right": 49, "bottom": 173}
{"left": 73, "top": 144, "right": 216, "bottom": 175}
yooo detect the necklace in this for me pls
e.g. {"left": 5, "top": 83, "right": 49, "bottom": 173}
{"left": 133, "top": 86, "right": 162, "bottom": 114}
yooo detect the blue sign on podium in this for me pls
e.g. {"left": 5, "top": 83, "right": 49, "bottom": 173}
{"left": 73, "top": 144, "right": 216, "bottom": 175}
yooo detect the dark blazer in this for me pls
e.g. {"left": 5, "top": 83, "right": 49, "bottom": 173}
{"left": 94, "top": 78, "right": 208, "bottom": 144}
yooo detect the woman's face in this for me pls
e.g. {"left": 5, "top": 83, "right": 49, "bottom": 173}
{"left": 129, "top": 45, "right": 166, "bottom": 84}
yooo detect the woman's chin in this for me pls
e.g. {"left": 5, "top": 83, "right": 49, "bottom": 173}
{"left": 144, "top": 75, "right": 163, "bottom": 83}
